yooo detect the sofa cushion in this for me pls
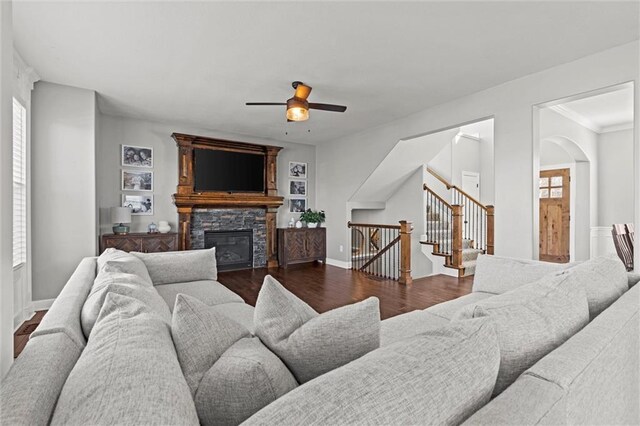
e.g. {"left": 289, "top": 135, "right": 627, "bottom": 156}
{"left": 380, "top": 310, "right": 449, "bottom": 346}
{"left": 172, "top": 295, "right": 297, "bottom": 426}
{"left": 254, "top": 275, "right": 380, "bottom": 384}
{"left": 80, "top": 272, "right": 171, "bottom": 338}
{"left": 472, "top": 254, "right": 572, "bottom": 294}
{"left": 453, "top": 271, "right": 589, "bottom": 396}
{"left": 0, "top": 333, "right": 82, "bottom": 426}
{"left": 245, "top": 318, "right": 500, "bottom": 426}
{"left": 51, "top": 293, "right": 199, "bottom": 425}
{"left": 425, "top": 291, "right": 495, "bottom": 320}
{"left": 155, "top": 280, "right": 244, "bottom": 311}
{"left": 556, "top": 255, "right": 628, "bottom": 319}
{"left": 132, "top": 247, "right": 217, "bottom": 285}
{"left": 97, "top": 248, "right": 152, "bottom": 284}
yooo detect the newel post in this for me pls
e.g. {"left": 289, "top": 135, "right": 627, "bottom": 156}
{"left": 452, "top": 205, "right": 463, "bottom": 268}
{"left": 399, "top": 220, "right": 413, "bottom": 285}
{"left": 486, "top": 205, "right": 495, "bottom": 255}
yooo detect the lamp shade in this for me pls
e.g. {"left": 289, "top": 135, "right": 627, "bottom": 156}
{"left": 110, "top": 206, "right": 131, "bottom": 224}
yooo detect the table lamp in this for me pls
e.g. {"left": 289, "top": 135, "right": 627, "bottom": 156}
{"left": 111, "top": 206, "right": 132, "bottom": 235}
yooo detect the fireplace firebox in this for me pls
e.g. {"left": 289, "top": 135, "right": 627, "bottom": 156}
{"left": 205, "top": 230, "right": 253, "bottom": 271}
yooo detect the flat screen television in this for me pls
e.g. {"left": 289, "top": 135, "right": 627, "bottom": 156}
{"left": 193, "top": 148, "right": 265, "bottom": 192}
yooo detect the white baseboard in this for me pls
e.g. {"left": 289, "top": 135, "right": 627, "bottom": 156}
{"left": 326, "top": 258, "right": 351, "bottom": 269}
{"left": 30, "top": 298, "right": 55, "bottom": 311}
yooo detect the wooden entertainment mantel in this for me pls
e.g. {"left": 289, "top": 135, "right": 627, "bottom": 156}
{"left": 171, "top": 133, "right": 284, "bottom": 267}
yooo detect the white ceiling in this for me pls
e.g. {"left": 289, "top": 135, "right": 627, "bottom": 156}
{"left": 12, "top": 1, "right": 640, "bottom": 145}
{"left": 552, "top": 85, "right": 634, "bottom": 133}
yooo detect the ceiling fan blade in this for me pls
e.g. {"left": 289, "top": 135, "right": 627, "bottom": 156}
{"left": 246, "top": 102, "right": 287, "bottom": 106}
{"left": 294, "top": 83, "right": 312, "bottom": 100}
{"left": 308, "top": 103, "right": 347, "bottom": 113}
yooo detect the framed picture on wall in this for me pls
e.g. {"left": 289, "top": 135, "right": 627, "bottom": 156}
{"left": 122, "top": 194, "right": 154, "bottom": 215}
{"left": 122, "top": 170, "right": 153, "bottom": 191}
{"left": 122, "top": 145, "right": 153, "bottom": 168}
{"left": 289, "top": 180, "right": 306, "bottom": 196}
{"left": 289, "top": 198, "right": 306, "bottom": 213}
{"left": 288, "top": 161, "right": 307, "bottom": 179}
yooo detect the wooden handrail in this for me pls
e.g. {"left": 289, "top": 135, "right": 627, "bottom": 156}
{"left": 426, "top": 167, "right": 487, "bottom": 211}
{"left": 348, "top": 221, "right": 401, "bottom": 230}
{"left": 348, "top": 220, "right": 412, "bottom": 284}
{"left": 426, "top": 167, "right": 452, "bottom": 190}
{"left": 422, "top": 184, "right": 453, "bottom": 209}
{"left": 451, "top": 185, "right": 487, "bottom": 211}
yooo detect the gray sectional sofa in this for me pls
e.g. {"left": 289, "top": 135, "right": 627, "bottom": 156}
{"left": 1, "top": 250, "right": 638, "bottom": 425}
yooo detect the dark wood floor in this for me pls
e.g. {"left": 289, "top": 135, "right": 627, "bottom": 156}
{"left": 14, "top": 264, "right": 472, "bottom": 357}
{"left": 218, "top": 263, "right": 473, "bottom": 320}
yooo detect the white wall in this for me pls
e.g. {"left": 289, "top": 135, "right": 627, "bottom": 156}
{"left": 96, "top": 114, "right": 316, "bottom": 235}
{"left": 316, "top": 41, "right": 638, "bottom": 264}
{"left": 540, "top": 139, "right": 573, "bottom": 166}
{"left": 598, "top": 129, "right": 634, "bottom": 226}
{"left": 0, "top": 0, "right": 14, "bottom": 379}
{"left": 31, "top": 81, "right": 97, "bottom": 301}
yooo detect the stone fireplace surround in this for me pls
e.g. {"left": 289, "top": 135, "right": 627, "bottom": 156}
{"left": 190, "top": 208, "right": 267, "bottom": 268}
{"left": 171, "top": 133, "right": 284, "bottom": 268}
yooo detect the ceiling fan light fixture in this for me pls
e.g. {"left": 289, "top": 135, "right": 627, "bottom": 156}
{"left": 286, "top": 97, "right": 309, "bottom": 122}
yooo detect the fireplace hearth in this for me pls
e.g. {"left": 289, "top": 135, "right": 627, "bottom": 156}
{"left": 205, "top": 230, "right": 253, "bottom": 271}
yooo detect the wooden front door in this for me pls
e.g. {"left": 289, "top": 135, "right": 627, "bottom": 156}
{"left": 539, "top": 168, "right": 570, "bottom": 263}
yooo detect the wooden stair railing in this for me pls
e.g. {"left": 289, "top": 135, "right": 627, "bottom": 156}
{"left": 348, "top": 221, "right": 413, "bottom": 285}
{"left": 423, "top": 167, "right": 495, "bottom": 275}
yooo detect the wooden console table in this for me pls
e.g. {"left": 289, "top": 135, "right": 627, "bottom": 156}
{"left": 277, "top": 228, "right": 326, "bottom": 268}
{"left": 100, "top": 233, "right": 178, "bottom": 254}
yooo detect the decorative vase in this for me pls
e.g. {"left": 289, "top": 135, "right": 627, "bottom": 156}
{"left": 307, "top": 222, "right": 318, "bottom": 228}
{"left": 295, "top": 220, "right": 303, "bottom": 228}
{"left": 158, "top": 221, "right": 171, "bottom": 234}
{"left": 148, "top": 222, "right": 158, "bottom": 234}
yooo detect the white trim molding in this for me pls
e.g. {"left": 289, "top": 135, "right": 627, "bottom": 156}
{"left": 325, "top": 258, "right": 351, "bottom": 269}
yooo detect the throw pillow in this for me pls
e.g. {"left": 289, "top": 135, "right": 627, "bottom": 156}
{"left": 97, "top": 248, "right": 152, "bottom": 284}
{"left": 80, "top": 272, "right": 171, "bottom": 338}
{"left": 132, "top": 247, "right": 217, "bottom": 285}
{"left": 172, "top": 294, "right": 297, "bottom": 426}
{"left": 453, "top": 271, "right": 589, "bottom": 396}
{"left": 244, "top": 318, "right": 500, "bottom": 425}
{"left": 51, "top": 293, "right": 199, "bottom": 425}
{"left": 254, "top": 275, "right": 381, "bottom": 383}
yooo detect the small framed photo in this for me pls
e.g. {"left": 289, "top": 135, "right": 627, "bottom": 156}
{"left": 122, "top": 194, "right": 153, "bottom": 215}
{"left": 289, "top": 180, "right": 306, "bottom": 196}
{"left": 122, "top": 145, "right": 153, "bottom": 168}
{"left": 122, "top": 170, "right": 153, "bottom": 191}
{"left": 289, "top": 198, "right": 306, "bottom": 213}
{"left": 289, "top": 161, "right": 307, "bottom": 179}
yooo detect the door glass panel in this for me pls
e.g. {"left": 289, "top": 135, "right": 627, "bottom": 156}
{"left": 539, "top": 177, "right": 549, "bottom": 188}
{"left": 539, "top": 188, "right": 549, "bottom": 198}
{"left": 550, "top": 188, "right": 563, "bottom": 198}
{"left": 550, "top": 176, "right": 563, "bottom": 187}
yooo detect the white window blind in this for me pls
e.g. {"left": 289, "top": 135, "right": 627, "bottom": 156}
{"left": 13, "top": 98, "right": 27, "bottom": 268}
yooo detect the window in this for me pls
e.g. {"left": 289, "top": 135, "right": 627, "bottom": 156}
{"left": 13, "top": 98, "right": 27, "bottom": 268}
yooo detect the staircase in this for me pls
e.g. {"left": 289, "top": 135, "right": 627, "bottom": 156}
{"left": 420, "top": 168, "right": 494, "bottom": 277}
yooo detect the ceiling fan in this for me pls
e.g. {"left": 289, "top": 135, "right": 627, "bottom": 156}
{"left": 246, "top": 81, "right": 347, "bottom": 122}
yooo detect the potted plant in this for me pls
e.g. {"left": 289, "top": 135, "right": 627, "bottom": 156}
{"left": 300, "top": 209, "right": 326, "bottom": 228}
